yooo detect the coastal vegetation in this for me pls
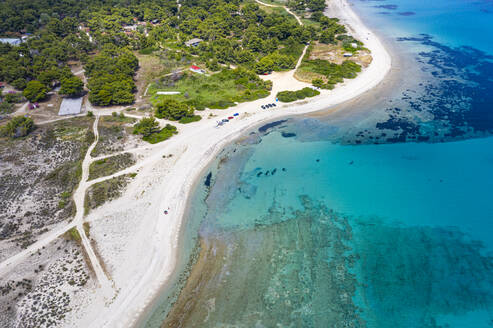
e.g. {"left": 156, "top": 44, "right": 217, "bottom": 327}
{"left": 88, "top": 153, "right": 135, "bottom": 181}
{"left": 91, "top": 115, "right": 138, "bottom": 157}
{"left": 276, "top": 87, "right": 320, "bottom": 102}
{"left": 133, "top": 116, "right": 177, "bottom": 144}
{"left": 85, "top": 45, "right": 138, "bottom": 106}
{"left": 0, "top": 116, "right": 35, "bottom": 138}
{"left": 150, "top": 68, "right": 272, "bottom": 110}
{"left": 84, "top": 174, "right": 135, "bottom": 214}
{"left": 296, "top": 43, "right": 363, "bottom": 88}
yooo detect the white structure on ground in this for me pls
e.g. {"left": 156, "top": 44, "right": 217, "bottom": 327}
{"left": 59, "top": 97, "right": 83, "bottom": 116}
{"left": 156, "top": 91, "right": 181, "bottom": 95}
{"left": 185, "top": 38, "right": 203, "bottom": 47}
{"left": 0, "top": 38, "right": 22, "bottom": 46}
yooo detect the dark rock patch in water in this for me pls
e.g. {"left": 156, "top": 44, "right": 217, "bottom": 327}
{"left": 258, "top": 120, "right": 288, "bottom": 133}
{"left": 204, "top": 172, "right": 212, "bottom": 187}
{"left": 398, "top": 11, "right": 415, "bottom": 16}
{"left": 281, "top": 132, "right": 297, "bottom": 138}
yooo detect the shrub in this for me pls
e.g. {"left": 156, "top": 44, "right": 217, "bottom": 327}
{"left": 179, "top": 115, "right": 201, "bottom": 124}
{"left": 276, "top": 87, "right": 320, "bottom": 103}
{"left": 142, "top": 124, "right": 177, "bottom": 144}
{"left": 155, "top": 98, "right": 194, "bottom": 121}
{"left": 133, "top": 116, "right": 160, "bottom": 137}
{"left": 0, "top": 116, "right": 35, "bottom": 138}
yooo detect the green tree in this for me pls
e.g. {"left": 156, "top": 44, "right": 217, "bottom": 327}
{"left": 0, "top": 116, "right": 35, "bottom": 138}
{"left": 60, "top": 76, "right": 84, "bottom": 97}
{"left": 23, "top": 80, "right": 48, "bottom": 102}
{"left": 155, "top": 98, "right": 194, "bottom": 121}
{"left": 133, "top": 116, "right": 160, "bottom": 137}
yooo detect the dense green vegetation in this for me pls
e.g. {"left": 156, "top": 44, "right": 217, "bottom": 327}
{"left": 276, "top": 87, "right": 320, "bottom": 102}
{"left": 60, "top": 76, "right": 84, "bottom": 97}
{"left": 86, "top": 45, "right": 139, "bottom": 105}
{"left": 23, "top": 80, "right": 48, "bottom": 102}
{"left": 0, "top": 0, "right": 358, "bottom": 111}
{"left": 155, "top": 98, "right": 194, "bottom": 120}
{"left": 133, "top": 116, "right": 177, "bottom": 143}
{"left": 0, "top": 91, "right": 24, "bottom": 114}
{"left": 0, "top": 116, "right": 35, "bottom": 138}
{"left": 150, "top": 68, "right": 272, "bottom": 110}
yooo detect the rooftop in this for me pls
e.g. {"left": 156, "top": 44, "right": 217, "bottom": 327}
{"left": 58, "top": 97, "right": 83, "bottom": 116}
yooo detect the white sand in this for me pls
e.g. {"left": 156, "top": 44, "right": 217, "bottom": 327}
{"left": 1, "top": 0, "right": 391, "bottom": 326}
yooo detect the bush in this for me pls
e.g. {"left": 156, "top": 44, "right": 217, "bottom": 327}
{"left": 179, "top": 115, "right": 201, "bottom": 124}
{"left": 133, "top": 116, "right": 160, "bottom": 137}
{"left": 87, "top": 111, "right": 94, "bottom": 117}
{"left": 155, "top": 98, "right": 195, "bottom": 121}
{"left": 23, "top": 80, "right": 48, "bottom": 102}
{"left": 142, "top": 124, "right": 177, "bottom": 144}
{"left": 0, "top": 116, "right": 35, "bottom": 138}
{"left": 276, "top": 87, "right": 320, "bottom": 103}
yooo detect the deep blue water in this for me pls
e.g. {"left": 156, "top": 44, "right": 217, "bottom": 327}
{"left": 145, "top": 0, "right": 493, "bottom": 327}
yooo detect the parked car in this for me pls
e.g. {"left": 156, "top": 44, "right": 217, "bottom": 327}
{"left": 261, "top": 105, "right": 266, "bottom": 109}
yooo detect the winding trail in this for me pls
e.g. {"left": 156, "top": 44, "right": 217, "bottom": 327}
{"left": 0, "top": 115, "right": 114, "bottom": 297}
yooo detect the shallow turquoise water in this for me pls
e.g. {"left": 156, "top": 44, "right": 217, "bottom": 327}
{"left": 145, "top": 0, "right": 493, "bottom": 326}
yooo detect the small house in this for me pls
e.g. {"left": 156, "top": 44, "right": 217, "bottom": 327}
{"left": 185, "top": 38, "right": 203, "bottom": 47}
{"left": 189, "top": 65, "right": 205, "bottom": 74}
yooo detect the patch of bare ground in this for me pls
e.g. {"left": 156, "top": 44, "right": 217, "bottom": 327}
{"left": 0, "top": 117, "right": 94, "bottom": 261}
{"left": 294, "top": 41, "right": 372, "bottom": 83}
{"left": 90, "top": 115, "right": 142, "bottom": 157}
{"left": 0, "top": 237, "right": 93, "bottom": 328}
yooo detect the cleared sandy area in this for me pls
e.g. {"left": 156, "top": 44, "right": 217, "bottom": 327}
{"left": 0, "top": 0, "right": 391, "bottom": 326}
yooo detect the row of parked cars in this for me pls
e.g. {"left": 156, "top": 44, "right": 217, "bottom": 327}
{"left": 217, "top": 113, "right": 239, "bottom": 126}
{"left": 261, "top": 103, "right": 277, "bottom": 109}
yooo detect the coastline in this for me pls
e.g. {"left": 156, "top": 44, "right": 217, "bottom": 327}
{"left": 75, "top": 0, "right": 392, "bottom": 326}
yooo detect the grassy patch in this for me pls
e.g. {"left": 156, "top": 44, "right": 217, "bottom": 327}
{"left": 83, "top": 222, "right": 90, "bottom": 237}
{"left": 91, "top": 115, "right": 137, "bottom": 157}
{"left": 88, "top": 152, "right": 135, "bottom": 180}
{"left": 142, "top": 125, "right": 178, "bottom": 144}
{"left": 179, "top": 115, "right": 202, "bottom": 124}
{"left": 149, "top": 68, "right": 272, "bottom": 110}
{"left": 84, "top": 174, "right": 135, "bottom": 214}
{"left": 66, "top": 227, "right": 81, "bottom": 242}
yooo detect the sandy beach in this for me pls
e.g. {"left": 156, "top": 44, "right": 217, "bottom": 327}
{"left": 0, "top": 0, "right": 391, "bottom": 326}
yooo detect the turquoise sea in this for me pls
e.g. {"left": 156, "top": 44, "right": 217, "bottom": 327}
{"left": 145, "top": 0, "right": 493, "bottom": 327}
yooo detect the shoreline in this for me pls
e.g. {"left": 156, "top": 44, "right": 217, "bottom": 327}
{"left": 80, "top": 0, "right": 392, "bottom": 326}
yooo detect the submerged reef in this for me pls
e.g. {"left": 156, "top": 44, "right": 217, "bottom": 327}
{"left": 163, "top": 194, "right": 493, "bottom": 327}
